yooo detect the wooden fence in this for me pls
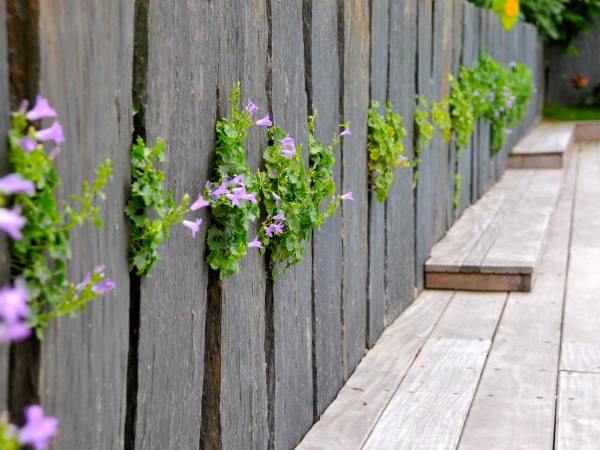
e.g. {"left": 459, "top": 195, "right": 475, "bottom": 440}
{"left": 0, "top": 1, "right": 543, "bottom": 449}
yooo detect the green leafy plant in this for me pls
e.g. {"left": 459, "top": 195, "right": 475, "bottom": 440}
{"left": 413, "top": 95, "right": 435, "bottom": 188}
{"left": 431, "top": 97, "right": 452, "bottom": 143}
{"left": 125, "top": 137, "right": 191, "bottom": 275}
{"left": 7, "top": 98, "right": 114, "bottom": 336}
{"left": 454, "top": 174, "right": 463, "bottom": 214}
{"left": 449, "top": 73, "right": 476, "bottom": 155}
{"left": 256, "top": 111, "right": 348, "bottom": 279}
{"left": 367, "top": 100, "right": 408, "bottom": 203}
{"left": 204, "top": 83, "right": 260, "bottom": 279}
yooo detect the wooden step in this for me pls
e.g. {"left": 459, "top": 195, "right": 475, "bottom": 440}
{"left": 425, "top": 168, "right": 564, "bottom": 292}
{"left": 508, "top": 121, "right": 575, "bottom": 169}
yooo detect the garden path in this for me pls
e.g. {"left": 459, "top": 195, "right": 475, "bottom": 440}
{"left": 298, "top": 141, "right": 600, "bottom": 449}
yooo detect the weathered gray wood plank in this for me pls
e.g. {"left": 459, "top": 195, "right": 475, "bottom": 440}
{"left": 0, "top": 0, "right": 9, "bottom": 412}
{"left": 135, "top": 1, "right": 215, "bottom": 448}
{"left": 270, "top": 1, "right": 313, "bottom": 447}
{"left": 469, "top": 5, "right": 481, "bottom": 205}
{"left": 367, "top": 0, "right": 388, "bottom": 348}
{"left": 308, "top": 0, "right": 344, "bottom": 420}
{"left": 298, "top": 291, "right": 453, "bottom": 450}
{"left": 386, "top": 0, "right": 416, "bottom": 323}
{"left": 511, "top": 122, "right": 575, "bottom": 155}
{"left": 364, "top": 291, "right": 506, "bottom": 450}
{"left": 560, "top": 142, "right": 600, "bottom": 373}
{"left": 340, "top": 0, "right": 370, "bottom": 380}
{"left": 36, "top": 2, "right": 133, "bottom": 448}
{"left": 215, "top": 2, "right": 269, "bottom": 449}
{"left": 475, "top": 9, "right": 492, "bottom": 199}
{"left": 556, "top": 371, "right": 600, "bottom": 449}
{"left": 414, "top": 0, "right": 433, "bottom": 292}
{"left": 459, "top": 147, "right": 577, "bottom": 449}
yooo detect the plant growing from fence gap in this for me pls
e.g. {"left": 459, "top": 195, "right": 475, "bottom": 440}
{"left": 5, "top": 95, "right": 115, "bottom": 337}
{"left": 449, "top": 73, "right": 476, "bottom": 155}
{"left": 412, "top": 95, "right": 435, "bottom": 188}
{"left": 125, "top": 136, "right": 192, "bottom": 276}
{"left": 0, "top": 404, "right": 58, "bottom": 449}
{"left": 431, "top": 98, "right": 452, "bottom": 144}
{"left": 367, "top": 100, "right": 408, "bottom": 203}
{"left": 256, "top": 110, "right": 352, "bottom": 279}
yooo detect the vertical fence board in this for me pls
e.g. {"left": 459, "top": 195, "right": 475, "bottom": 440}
{"left": 36, "top": 2, "right": 133, "bottom": 449}
{"left": 470, "top": 5, "right": 481, "bottom": 205}
{"left": 0, "top": 0, "right": 9, "bottom": 412}
{"left": 340, "top": 0, "right": 370, "bottom": 379}
{"left": 135, "top": 1, "right": 216, "bottom": 448}
{"left": 414, "top": 0, "right": 433, "bottom": 292}
{"left": 475, "top": 8, "right": 491, "bottom": 200}
{"left": 432, "top": 0, "right": 452, "bottom": 240}
{"left": 270, "top": 0, "right": 313, "bottom": 447}
{"left": 367, "top": 0, "right": 388, "bottom": 348}
{"left": 386, "top": 0, "right": 417, "bottom": 325}
{"left": 216, "top": 2, "right": 269, "bottom": 449}
{"left": 457, "top": 1, "right": 474, "bottom": 217}
{"left": 309, "top": 0, "right": 344, "bottom": 418}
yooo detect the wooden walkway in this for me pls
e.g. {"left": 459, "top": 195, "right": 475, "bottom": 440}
{"left": 298, "top": 141, "right": 600, "bottom": 449}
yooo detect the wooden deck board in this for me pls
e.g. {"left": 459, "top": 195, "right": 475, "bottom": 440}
{"left": 511, "top": 121, "right": 575, "bottom": 155}
{"left": 297, "top": 291, "right": 453, "bottom": 450}
{"left": 459, "top": 146, "right": 578, "bottom": 449}
{"left": 363, "top": 292, "right": 506, "bottom": 449}
{"left": 560, "top": 142, "right": 600, "bottom": 373}
{"left": 556, "top": 371, "right": 600, "bottom": 449}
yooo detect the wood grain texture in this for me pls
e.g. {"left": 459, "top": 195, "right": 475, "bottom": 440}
{"left": 560, "top": 143, "right": 600, "bottom": 373}
{"left": 386, "top": 0, "right": 416, "bottom": 324}
{"left": 308, "top": 0, "right": 344, "bottom": 421}
{"left": 511, "top": 122, "right": 575, "bottom": 155}
{"left": 456, "top": 2, "right": 476, "bottom": 217}
{"left": 469, "top": 6, "right": 481, "bottom": 205}
{"left": 425, "top": 272, "right": 530, "bottom": 292}
{"left": 459, "top": 126, "right": 577, "bottom": 450}
{"left": 367, "top": 0, "right": 388, "bottom": 348}
{"left": 135, "top": 1, "right": 215, "bottom": 448}
{"left": 270, "top": 1, "right": 313, "bottom": 447}
{"left": 35, "top": 2, "right": 133, "bottom": 448}
{"left": 475, "top": 9, "right": 491, "bottom": 199}
{"left": 414, "top": 0, "right": 433, "bottom": 292}
{"left": 508, "top": 153, "right": 564, "bottom": 169}
{"left": 340, "top": 0, "right": 370, "bottom": 380}
{"left": 215, "top": 2, "right": 269, "bottom": 448}
{"left": 298, "top": 290, "right": 453, "bottom": 450}
{"left": 556, "top": 371, "right": 600, "bottom": 449}
{"left": 364, "top": 291, "right": 506, "bottom": 450}
{"left": 0, "top": 0, "right": 9, "bottom": 411}
{"left": 574, "top": 121, "right": 600, "bottom": 141}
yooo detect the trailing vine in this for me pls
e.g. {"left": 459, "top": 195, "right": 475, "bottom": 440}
{"left": 431, "top": 97, "right": 452, "bottom": 143}
{"left": 6, "top": 95, "right": 114, "bottom": 337}
{"left": 413, "top": 95, "right": 435, "bottom": 188}
{"left": 367, "top": 100, "right": 408, "bottom": 203}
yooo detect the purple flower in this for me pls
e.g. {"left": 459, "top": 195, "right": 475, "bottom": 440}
{"left": 75, "top": 272, "right": 91, "bottom": 291}
{"left": 280, "top": 148, "right": 295, "bottom": 159}
{"left": 505, "top": 128, "right": 513, "bottom": 135}
{"left": 242, "top": 191, "right": 257, "bottom": 203}
{"left": 473, "top": 90, "right": 479, "bottom": 97}
{"left": 247, "top": 99, "right": 259, "bottom": 115}
{"left": 281, "top": 134, "right": 295, "bottom": 149}
{"left": 495, "top": 110, "right": 501, "bottom": 118}
{"left": 273, "top": 193, "right": 280, "bottom": 204}
{"left": 0, "top": 173, "right": 35, "bottom": 195}
{"left": 94, "top": 265, "right": 106, "bottom": 275}
{"left": 269, "top": 169, "right": 278, "bottom": 177}
{"left": 49, "top": 147, "right": 61, "bottom": 160}
{"left": 340, "top": 128, "right": 351, "bottom": 136}
{"left": 341, "top": 190, "right": 354, "bottom": 201}
{"left": 506, "top": 100, "right": 513, "bottom": 108}
{"left": 226, "top": 193, "right": 241, "bottom": 207}
{"left": 18, "top": 405, "right": 59, "bottom": 450}
{"left": 271, "top": 222, "right": 284, "bottom": 234}
{"left": 232, "top": 187, "right": 246, "bottom": 196}
{"left": 0, "top": 207, "right": 27, "bottom": 240}
{"left": 191, "top": 194, "right": 210, "bottom": 211}
{"left": 248, "top": 236, "right": 262, "bottom": 248}
{"left": 36, "top": 121, "right": 65, "bottom": 145}
{"left": 264, "top": 226, "right": 274, "bottom": 238}
{"left": 183, "top": 218, "right": 203, "bottom": 238}
{"left": 92, "top": 278, "right": 115, "bottom": 294}
{"left": 26, "top": 94, "right": 58, "bottom": 121}
{"left": 231, "top": 174, "right": 246, "bottom": 186}
{"left": 273, "top": 212, "right": 286, "bottom": 221}
{"left": 500, "top": 107, "right": 505, "bottom": 112}
{"left": 398, "top": 155, "right": 407, "bottom": 164}
{"left": 509, "top": 61, "right": 516, "bottom": 68}
{"left": 0, "top": 278, "right": 31, "bottom": 343}
{"left": 19, "top": 136, "right": 39, "bottom": 153}
{"left": 212, "top": 181, "right": 230, "bottom": 198}
{"left": 533, "top": 88, "right": 538, "bottom": 94}
{"left": 488, "top": 92, "right": 495, "bottom": 101}
{"left": 19, "top": 99, "right": 29, "bottom": 113}
{"left": 256, "top": 114, "right": 273, "bottom": 127}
